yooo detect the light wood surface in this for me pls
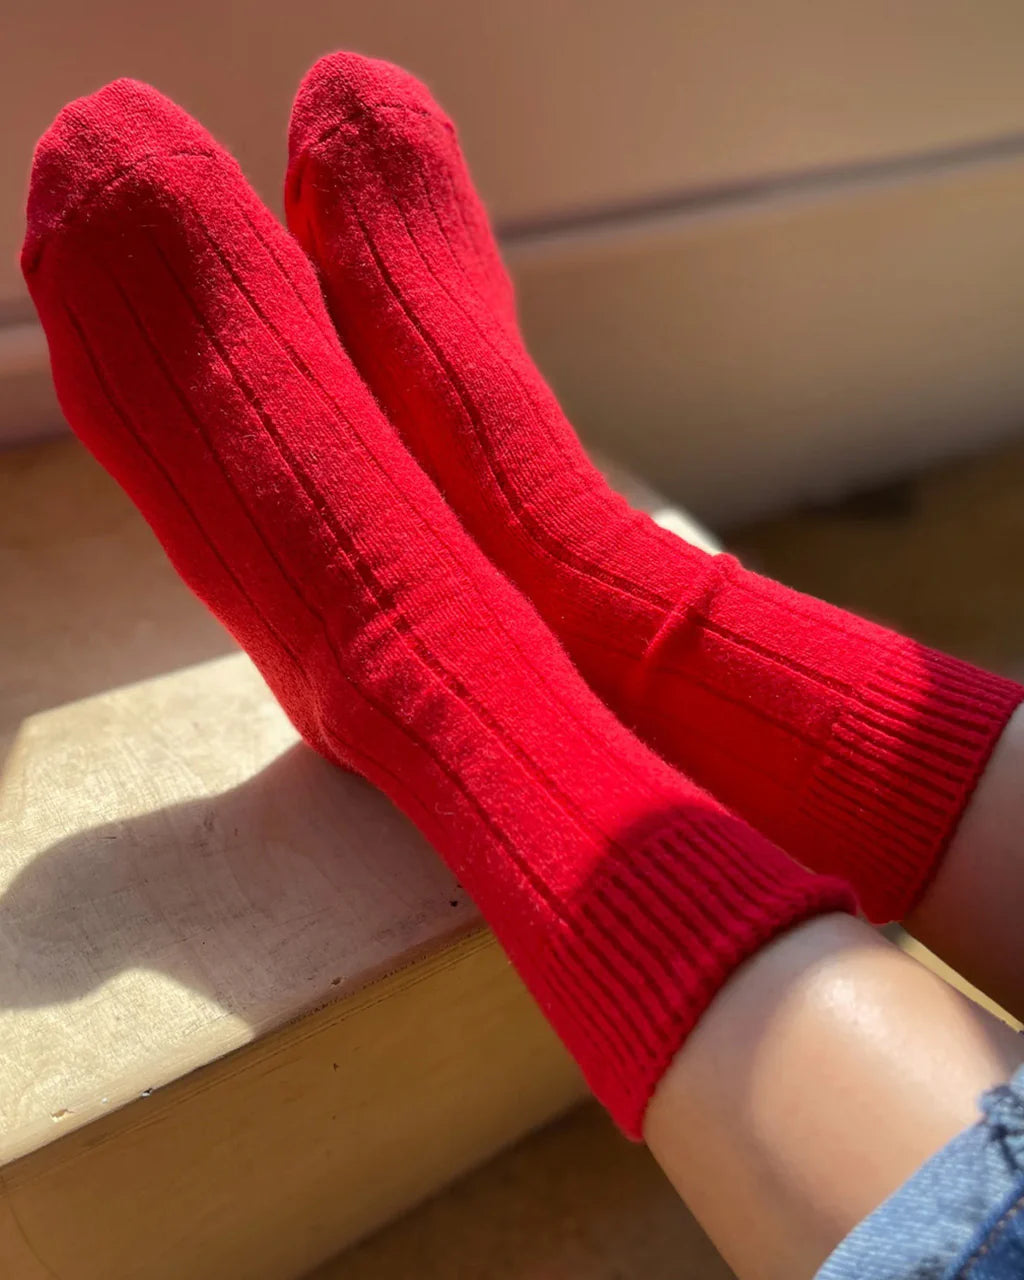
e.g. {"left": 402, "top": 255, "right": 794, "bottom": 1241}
{"left": 1, "top": 649, "right": 487, "bottom": 1163}
{"left": 2, "top": 932, "right": 585, "bottom": 1280}
{"left": 0, "top": 440, "right": 234, "bottom": 751}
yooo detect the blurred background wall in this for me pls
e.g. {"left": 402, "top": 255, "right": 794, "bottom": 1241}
{"left": 4, "top": 1, "right": 1024, "bottom": 525}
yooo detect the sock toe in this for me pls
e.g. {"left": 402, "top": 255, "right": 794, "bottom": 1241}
{"left": 288, "top": 51, "right": 450, "bottom": 166}
{"left": 23, "top": 79, "right": 220, "bottom": 274}
{"left": 286, "top": 49, "right": 517, "bottom": 329}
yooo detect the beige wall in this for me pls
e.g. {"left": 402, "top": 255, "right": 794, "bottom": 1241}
{"left": 514, "top": 160, "right": 1024, "bottom": 525}
{"left": 5, "top": 2, "right": 1024, "bottom": 520}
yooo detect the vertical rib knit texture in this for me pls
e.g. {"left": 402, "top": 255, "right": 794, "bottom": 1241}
{"left": 286, "top": 51, "right": 1024, "bottom": 923}
{"left": 23, "top": 80, "right": 853, "bottom": 1137}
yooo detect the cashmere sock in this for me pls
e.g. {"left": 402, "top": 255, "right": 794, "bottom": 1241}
{"left": 23, "top": 80, "right": 852, "bottom": 1137}
{"left": 286, "top": 51, "right": 1024, "bottom": 924}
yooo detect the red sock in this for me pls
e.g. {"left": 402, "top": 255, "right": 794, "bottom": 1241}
{"left": 24, "top": 81, "right": 851, "bottom": 1137}
{"left": 287, "top": 52, "right": 1024, "bottom": 925}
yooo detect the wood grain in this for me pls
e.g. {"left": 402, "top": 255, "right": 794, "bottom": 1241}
{"left": 1, "top": 933, "right": 584, "bottom": 1280}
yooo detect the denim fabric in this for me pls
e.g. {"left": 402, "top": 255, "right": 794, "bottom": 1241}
{"left": 816, "top": 1064, "right": 1024, "bottom": 1280}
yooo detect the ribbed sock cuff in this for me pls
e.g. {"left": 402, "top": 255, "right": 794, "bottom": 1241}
{"left": 800, "top": 642, "right": 1023, "bottom": 923}
{"left": 531, "top": 810, "right": 856, "bottom": 1138}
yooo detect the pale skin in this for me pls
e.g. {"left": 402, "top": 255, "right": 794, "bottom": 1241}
{"left": 644, "top": 702, "right": 1024, "bottom": 1280}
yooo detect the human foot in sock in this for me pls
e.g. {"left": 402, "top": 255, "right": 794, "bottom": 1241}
{"left": 24, "top": 81, "right": 851, "bottom": 1136}
{"left": 287, "top": 51, "right": 1024, "bottom": 924}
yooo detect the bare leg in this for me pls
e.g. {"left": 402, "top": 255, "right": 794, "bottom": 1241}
{"left": 645, "top": 914, "right": 1024, "bottom": 1280}
{"left": 904, "top": 702, "right": 1024, "bottom": 1020}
